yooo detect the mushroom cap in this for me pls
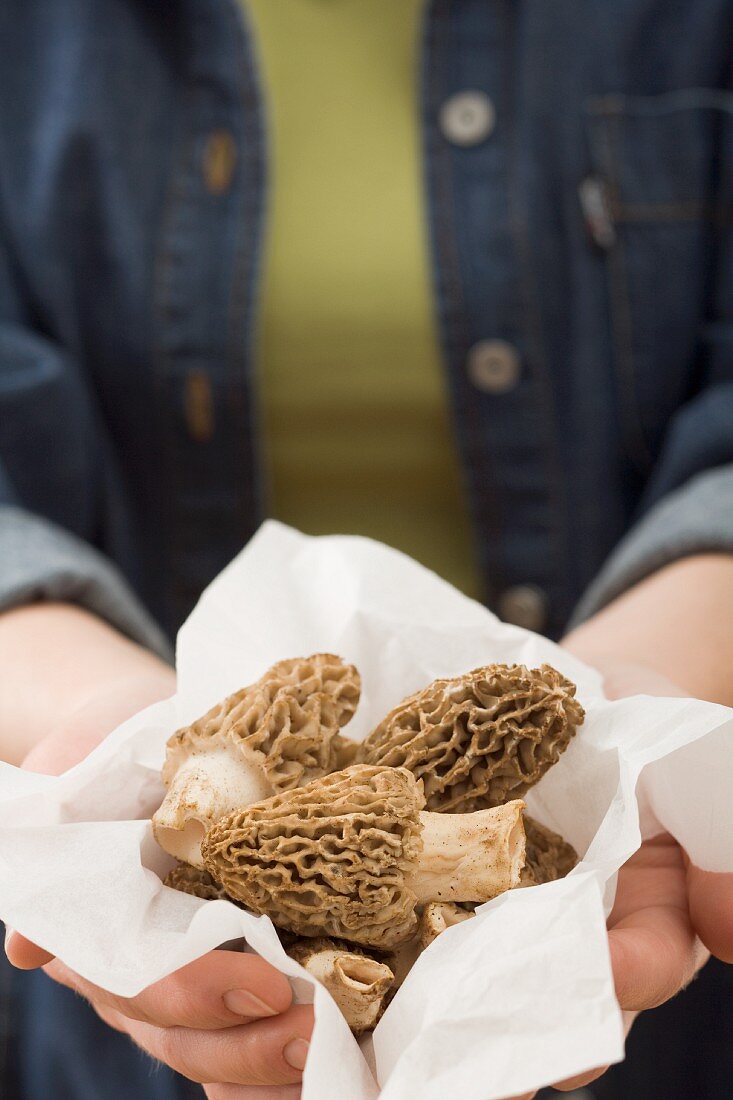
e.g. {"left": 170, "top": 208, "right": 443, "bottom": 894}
{"left": 359, "top": 663, "right": 584, "bottom": 812}
{"left": 202, "top": 764, "right": 424, "bottom": 949}
{"left": 330, "top": 733, "right": 361, "bottom": 771}
{"left": 522, "top": 815, "right": 578, "bottom": 886}
{"left": 164, "top": 862, "right": 233, "bottom": 902}
{"left": 287, "top": 937, "right": 394, "bottom": 1034}
{"left": 163, "top": 654, "right": 361, "bottom": 793}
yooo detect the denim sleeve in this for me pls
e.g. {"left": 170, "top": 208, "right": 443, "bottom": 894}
{"left": 0, "top": 504, "right": 173, "bottom": 662}
{"left": 569, "top": 192, "right": 733, "bottom": 629}
{"left": 0, "top": 219, "right": 172, "bottom": 662}
{"left": 569, "top": 463, "right": 733, "bottom": 626}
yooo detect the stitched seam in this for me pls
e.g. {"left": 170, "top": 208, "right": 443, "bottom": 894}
{"left": 225, "top": 0, "right": 267, "bottom": 531}
{"left": 425, "top": 0, "right": 502, "bottom": 606}
{"left": 611, "top": 200, "right": 733, "bottom": 225}
{"left": 150, "top": 15, "right": 198, "bottom": 627}
{"left": 591, "top": 113, "right": 654, "bottom": 474}
{"left": 500, "top": 0, "right": 570, "bottom": 627}
{"left": 613, "top": 200, "right": 707, "bottom": 219}
{"left": 586, "top": 87, "right": 733, "bottom": 117}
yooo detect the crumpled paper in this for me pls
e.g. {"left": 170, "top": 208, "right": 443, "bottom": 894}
{"left": 1, "top": 521, "right": 732, "bottom": 1099}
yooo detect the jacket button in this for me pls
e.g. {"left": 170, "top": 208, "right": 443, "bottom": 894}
{"left": 439, "top": 91, "right": 495, "bottom": 146}
{"left": 467, "top": 340, "right": 521, "bottom": 393}
{"left": 497, "top": 585, "right": 548, "bottom": 632}
{"left": 203, "top": 130, "right": 237, "bottom": 195}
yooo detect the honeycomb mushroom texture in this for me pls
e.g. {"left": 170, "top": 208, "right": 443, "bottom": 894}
{"left": 522, "top": 816, "right": 578, "bottom": 885}
{"left": 166, "top": 654, "right": 362, "bottom": 793}
{"left": 202, "top": 765, "right": 424, "bottom": 950}
{"left": 359, "top": 663, "right": 584, "bottom": 813}
{"left": 164, "top": 862, "right": 234, "bottom": 902}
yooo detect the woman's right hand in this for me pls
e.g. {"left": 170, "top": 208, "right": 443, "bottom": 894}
{"left": 10, "top": 920, "right": 312, "bottom": 1099}
{"left": 2, "top": 602, "right": 313, "bottom": 1098}
{"left": 28, "top": 945, "right": 312, "bottom": 1098}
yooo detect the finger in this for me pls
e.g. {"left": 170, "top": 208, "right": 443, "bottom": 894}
{"left": 44, "top": 950, "right": 293, "bottom": 1030}
{"left": 687, "top": 866, "right": 733, "bottom": 964}
{"left": 91, "top": 1001, "right": 129, "bottom": 1035}
{"left": 205, "top": 1084, "right": 302, "bottom": 1100}
{"left": 622, "top": 1008, "right": 639, "bottom": 1036}
{"left": 5, "top": 929, "right": 55, "bottom": 970}
{"left": 94, "top": 1005, "right": 303, "bottom": 1097}
{"left": 608, "top": 904, "right": 700, "bottom": 1011}
{"left": 123, "top": 1003, "right": 313, "bottom": 1086}
{"left": 551, "top": 1065, "right": 608, "bottom": 1091}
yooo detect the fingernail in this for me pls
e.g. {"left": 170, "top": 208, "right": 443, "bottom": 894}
{"left": 4, "top": 927, "right": 15, "bottom": 957}
{"left": 283, "top": 1037, "right": 310, "bottom": 1072}
{"left": 223, "top": 988, "right": 278, "bottom": 1017}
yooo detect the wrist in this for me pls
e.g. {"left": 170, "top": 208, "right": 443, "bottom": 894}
{"left": 561, "top": 638, "right": 687, "bottom": 702}
{"left": 62, "top": 642, "right": 174, "bottom": 715}
{"left": 563, "top": 555, "right": 733, "bottom": 706}
{"left": 20, "top": 663, "right": 176, "bottom": 775}
{"left": 0, "top": 602, "right": 173, "bottom": 765}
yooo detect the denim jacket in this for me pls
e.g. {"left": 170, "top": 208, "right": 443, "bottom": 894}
{"left": 2, "top": 0, "right": 733, "bottom": 649}
{"left": 2, "top": 6, "right": 733, "bottom": 1097}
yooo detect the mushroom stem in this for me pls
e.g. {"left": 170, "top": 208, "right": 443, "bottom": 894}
{"left": 418, "top": 902, "right": 474, "bottom": 948}
{"left": 153, "top": 748, "right": 271, "bottom": 867}
{"left": 410, "top": 800, "right": 526, "bottom": 905}
{"left": 289, "top": 939, "right": 394, "bottom": 1034}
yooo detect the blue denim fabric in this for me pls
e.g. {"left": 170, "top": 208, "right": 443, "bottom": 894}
{"left": 1, "top": 0, "right": 732, "bottom": 642}
{"left": 0, "top": 933, "right": 202, "bottom": 1100}
{"left": 421, "top": 1, "right": 733, "bottom": 629}
{"left": 2, "top": 1, "right": 733, "bottom": 1097}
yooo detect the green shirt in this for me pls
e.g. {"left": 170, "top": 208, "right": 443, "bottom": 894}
{"left": 245, "top": 0, "right": 480, "bottom": 597}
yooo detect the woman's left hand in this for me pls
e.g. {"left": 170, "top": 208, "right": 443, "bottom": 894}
{"left": 510, "top": 657, "right": 733, "bottom": 1099}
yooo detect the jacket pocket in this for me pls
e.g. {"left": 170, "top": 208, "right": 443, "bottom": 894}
{"left": 582, "top": 89, "right": 733, "bottom": 470}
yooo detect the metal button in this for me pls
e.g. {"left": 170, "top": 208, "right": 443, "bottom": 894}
{"left": 203, "top": 130, "right": 237, "bottom": 195}
{"left": 497, "top": 585, "right": 548, "bottom": 633}
{"left": 439, "top": 91, "right": 495, "bottom": 146}
{"left": 467, "top": 340, "right": 521, "bottom": 394}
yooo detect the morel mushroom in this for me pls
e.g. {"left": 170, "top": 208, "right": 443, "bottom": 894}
{"left": 418, "top": 901, "right": 474, "bottom": 949}
{"left": 359, "top": 663, "right": 584, "bottom": 813}
{"left": 287, "top": 937, "right": 394, "bottom": 1034}
{"left": 202, "top": 764, "right": 526, "bottom": 949}
{"left": 164, "top": 862, "right": 233, "bottom": 902}
{"left": 521, "top": 815, "right": 578, "bottom": 886}
{"left": 153, "top": 654, "right": 361, "bottom": 866}
{"left": 384, "top": 937, "right": 421, "bottom": 992}
{"left": 382, "top": 904, "right": 475, "bottom": 995}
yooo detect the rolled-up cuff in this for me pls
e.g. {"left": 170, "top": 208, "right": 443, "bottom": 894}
{"left": 569, "top": 464, "right": 733, "bottom": 627}
{"left": 0, "top": 505, "right": 173, "bottom": 662}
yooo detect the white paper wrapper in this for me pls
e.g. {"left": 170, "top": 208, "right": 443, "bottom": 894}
{"left": 1, "top": 521, "right": 732, "bottom": 1099}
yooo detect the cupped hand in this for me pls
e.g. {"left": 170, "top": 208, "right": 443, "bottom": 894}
{"left": 508, "top": 657, "right": 733, "bottom": 1100}
{"left": 4, "top": 644, "right": 314, "bottom": 1099}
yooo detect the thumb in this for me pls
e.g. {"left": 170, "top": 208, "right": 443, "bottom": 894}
{"left": 5, "top": 927, "right": 55, "bottom": 970}
{"left": 686, "top": 865, "right": 733, "bottom": 964}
